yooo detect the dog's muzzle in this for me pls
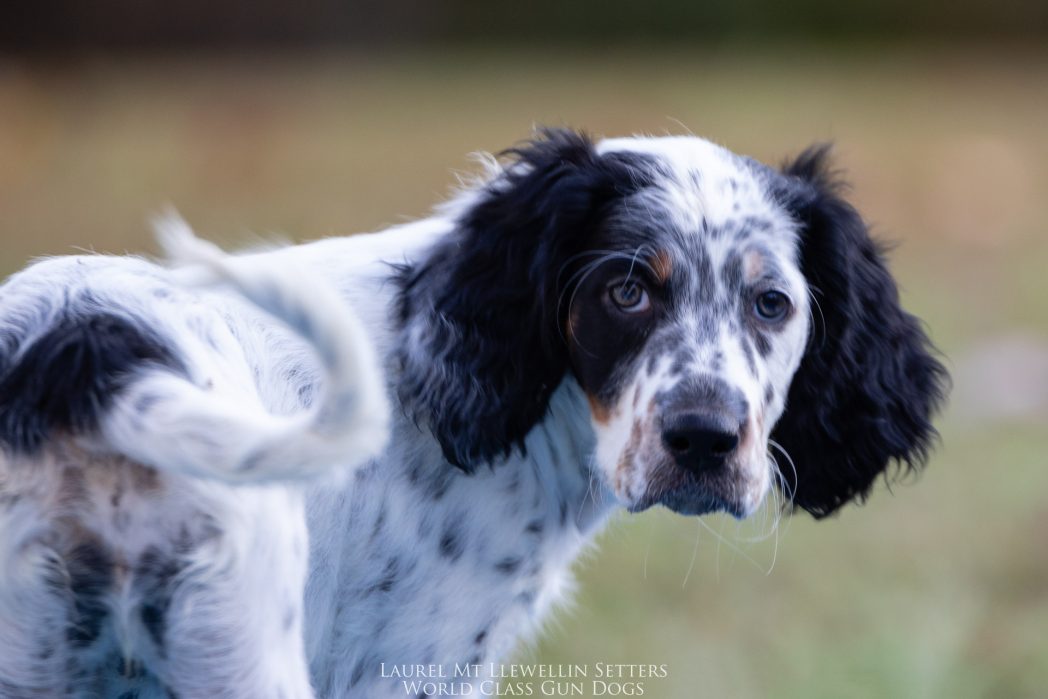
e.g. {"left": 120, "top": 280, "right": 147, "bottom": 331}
{"left": 648, "top": 376, "right": 753, "bottom": 516}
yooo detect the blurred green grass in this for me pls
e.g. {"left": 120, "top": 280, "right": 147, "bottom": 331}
{"left": 1, "top": 46, "right": 1046, "bottom": 698}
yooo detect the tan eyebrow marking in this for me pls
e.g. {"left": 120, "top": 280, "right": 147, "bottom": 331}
{"left": 743, "top": 248, "right": 765, "bottom": 283}
{"left": 650, "top": 248, "right": 673, "bottom": 284}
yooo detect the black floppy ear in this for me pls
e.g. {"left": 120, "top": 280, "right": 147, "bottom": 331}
{"left": 395, "top": 128, "right": 652, "bottom": 470}
{"left": 771, "top": 145, "right": 949, "bottom": 518}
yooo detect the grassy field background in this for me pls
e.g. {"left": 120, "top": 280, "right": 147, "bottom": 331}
{"left": 1, "top": 46, "right": 1046, "bottom": 698}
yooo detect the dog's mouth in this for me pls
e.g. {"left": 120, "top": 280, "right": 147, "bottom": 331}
{"left": 624, "top": 457, "right": 769, "bottom": 520}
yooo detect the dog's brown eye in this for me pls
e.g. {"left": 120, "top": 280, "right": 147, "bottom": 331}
{"left": 754, "top": 290, "right": 790, "bottom": 322}
{"left": 608, "top": 280, "right": 650, "bottom": 313}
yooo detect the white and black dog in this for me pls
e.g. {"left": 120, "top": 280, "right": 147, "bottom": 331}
{"left": 0, "top": 129, "right": 947, "bottom": 698}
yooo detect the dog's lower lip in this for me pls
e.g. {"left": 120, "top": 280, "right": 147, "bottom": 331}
{"left": 653, "top": 489, "right": 747, "bottom": 518}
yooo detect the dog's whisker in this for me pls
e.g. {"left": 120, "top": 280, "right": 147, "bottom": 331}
{"left": 768, "top": 438, "right": 799, "bottom": 504}
{"left": 681, "top": 519, "right": 703, "bottom": 590}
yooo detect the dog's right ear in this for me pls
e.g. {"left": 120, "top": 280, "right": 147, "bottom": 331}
{"left": 394, "top": 128, "right": 653, "bottom": 470}
{"left": 770, "top": 145, "right": 950, "bottom": 518}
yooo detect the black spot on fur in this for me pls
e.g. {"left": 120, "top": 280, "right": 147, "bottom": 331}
{"left": 494, "top": 557, "right": 521, "bottom": 575}
{"left": 669, "top": 349, "right": 690, "bottom": 376}
{"left": 354, "top": 462, "right": 377, "bottom": 482}
{"left": 720, "top": 251, "right": 743, "bottom": 294}
{"left": 297, "top": 383, "right": 316, "bottom": 408}
{"left": 524, "top": 519, "right": 544, "bottom": 535}
{"left": 771, "top": 145, "right": 949, "bottom": 518}
{"left": 712, "top": 350, "right": 724, "bottom": 373}
{"left": 139, "top": 603, "right": 165, "bottom": 650}
{"left": 439, "top": 525, "right": 464, "bottom": 562}
{"left": 694, "top": 243, "right": 716, "bottom": 304}
{"left": 742, "top": 216, "right": 772, "bottom": 233}
{"left": 644, "top": 325, "right": 686, "bottom": 362}
{"left": 474, "top": 628, "right": 488, "bottom": 645}
{"left": 0, "top": 309, "right": 182, "bottom": 454}
{"left": 431, "top": 472, "right": 453, "bottom": 501}
{"left": 394, "top": 128, "right": 656, "bottom": 470}
{"left": 135, "top": 546, "right": 184, "bottom": 653}
{"left": 64, "top": 540, "right": 114, "bottom": 647}
{"left": 739, "top": 337, "right": 757, "bottom": 375}
{"left": 407, "top": 458, "right": 423, "bottom": 485}
{"left": 370, "top": 503, "right": 387, "bottom": 542}
{"left": 754, "top": 331, "right": 772, "bottom": 358}
{"left": 368, "top": 557, "right": 399, "bottom": 594}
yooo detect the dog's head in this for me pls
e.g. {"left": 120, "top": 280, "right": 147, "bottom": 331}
{"left": 396, "top": 129, "right": 948, "bottom": 519}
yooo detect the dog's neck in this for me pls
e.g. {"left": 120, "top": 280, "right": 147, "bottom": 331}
{"left": 303, "top": 378, "right": 620, "bottom": 695}
{"left": 508, "top": 377, "right": 617, "bottom": 533}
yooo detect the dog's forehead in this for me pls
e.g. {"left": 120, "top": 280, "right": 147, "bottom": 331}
{"left": 597, "top": 136, "right": 796, "bottom": 258}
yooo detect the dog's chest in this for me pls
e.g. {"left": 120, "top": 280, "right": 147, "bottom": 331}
{"left": 302, "top": 433, "right": 602, "bottom": 698}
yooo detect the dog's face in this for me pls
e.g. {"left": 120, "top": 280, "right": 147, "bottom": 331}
{"left": 566, "top": 138, "right": 810, "bottom": 517}
{"left": 397, "top": 129, "right": 947, "bottom": 520}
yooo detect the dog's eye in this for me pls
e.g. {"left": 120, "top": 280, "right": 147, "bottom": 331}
{"left": 754, "top": 290, "right": 790, "bottom": 322}
{"left": 608, "top": 280, "right": 651, "bottom": 313}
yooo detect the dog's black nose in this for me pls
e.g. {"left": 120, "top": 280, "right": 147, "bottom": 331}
{"left": 661, "top": 413, "right": 739, "bottom": 472}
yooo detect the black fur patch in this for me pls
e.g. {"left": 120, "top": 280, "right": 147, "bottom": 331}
{"left": 0, "top": 309, "right": 182, "bottom": 454}
{"left": 770, "top": 145, "right": 949, "bottom": 518}
{"left": 135, "top": 545, "right": 185, "bottom": 653}
{"left": 394, "top": 128, "right": 656, "bottom": 469}
{"left": 64, "top": 539, "right": 115, "bottom": 647}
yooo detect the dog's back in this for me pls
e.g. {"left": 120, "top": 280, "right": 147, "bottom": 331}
{"left": 0, "top": 234, "right": 389, "bottom": 698}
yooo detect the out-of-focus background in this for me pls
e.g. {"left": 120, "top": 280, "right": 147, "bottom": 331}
{"left": 2, "top": 3, "right": 1047, "bottom": 698}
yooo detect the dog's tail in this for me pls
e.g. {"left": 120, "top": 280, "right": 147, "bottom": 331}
{"left": 97, "top": 215, "right": 391, "bottom": 484}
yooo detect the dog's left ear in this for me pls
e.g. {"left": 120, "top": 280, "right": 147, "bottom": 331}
{"left": 770, "top": 145, "right": 949, "bottom": 518}
{"left": 395, "top": 128, "right": 653, "bottom": 470}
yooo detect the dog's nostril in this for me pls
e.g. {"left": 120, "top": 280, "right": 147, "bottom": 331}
{"left": 710, "top": 435, "right": 737, "bottom": 457}
{"left": 666, "top": 434, "right": 691, "bottom": 453}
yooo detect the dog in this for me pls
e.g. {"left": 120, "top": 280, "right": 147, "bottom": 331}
{"left": 0, "top": 129, "right": 947, "bottom": 698}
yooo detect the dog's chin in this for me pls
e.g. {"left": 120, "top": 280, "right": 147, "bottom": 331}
{"left": 626, "top": 473, "right": 767, "bottom": 520}
{"left": 657, "top": 490, "right": 748, "bottom": 518}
